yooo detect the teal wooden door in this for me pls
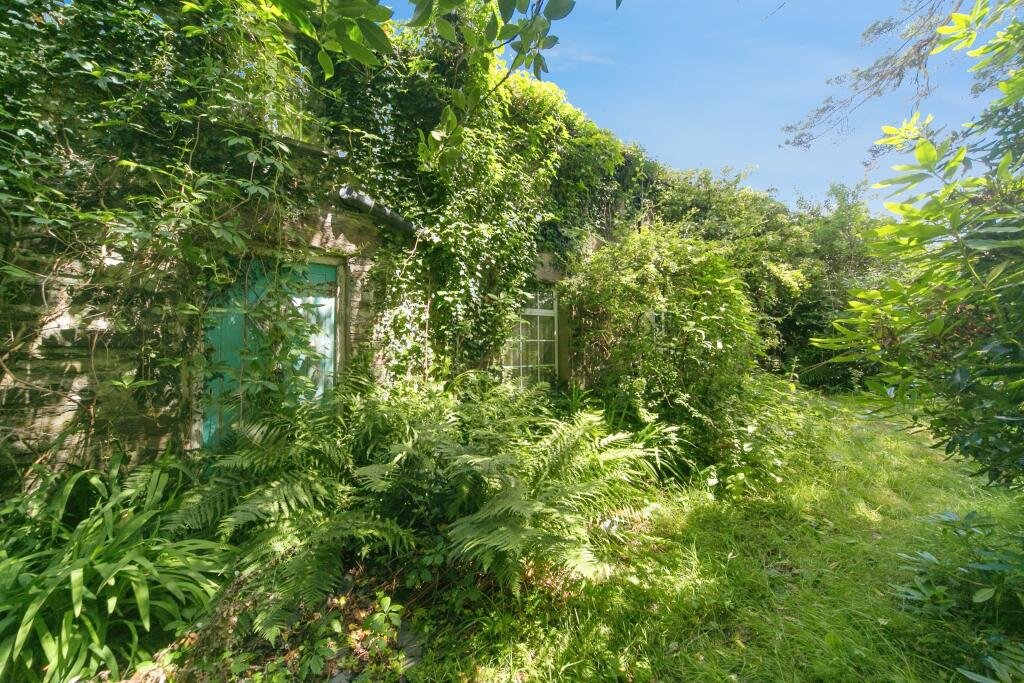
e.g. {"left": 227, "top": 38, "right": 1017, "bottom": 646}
{"left": 203, "top": 263, "right": 339, "bottom": 447}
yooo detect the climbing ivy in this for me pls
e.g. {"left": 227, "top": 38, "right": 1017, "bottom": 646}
{"left": 0, "top": 0, "right": 632, "bottom": 470}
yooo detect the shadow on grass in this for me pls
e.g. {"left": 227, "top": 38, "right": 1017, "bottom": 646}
{"left": 410, "top": 401, "right": 1023, "bottom": 682}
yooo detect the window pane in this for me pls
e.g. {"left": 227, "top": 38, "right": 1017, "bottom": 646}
{"left": 501, "top": 287, "right": 558, "bottom": 384}
{"left": 539, "top": 341, "right": 555, "bottom": 365}
{"left": 509, "top": 343, "right": 522, "bottom": 368}
{"left": 538, "top": 315, "right": 555, "bottom": 340}
{"left": 524, "top": 315, "right": 539, "bottom": 340}
{"left": 524, "top": 340, "right": 539, "bottom": 367}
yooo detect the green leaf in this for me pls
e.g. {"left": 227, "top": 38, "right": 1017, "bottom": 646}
{"left": 874, "top": 172, "right": 932, "bottom": 189}
{"left": 965, "top": 239, "right": 1024, "bottom": 250}
{"left": 355, "top": 18, "right": 393, "bottom": 54}
{"left": 0, "top": 265, "right": 34, "bottom": 280}
{"left": 914, "top": 140, "right": 938, "bottom": 169}
{"left": 943, "top": 146, "right": 968, "bottom": 176}
{"left": 408, "top": 0, "right": 434, "bottom": 27}
{"left": 985, "top": 260, "right": 1012, "bottom": 284}
{"left": 267, "top": 0, "right": 316, "bottom": 38}
{"left": 956, "top": 668, "right": 1000, "bottom": 683}
{"left": 973, "top": 586, "right": 996, "bottom": 603}
{"left": 543, "top": 0, "right": 576, "bottom": 21}
{"left": 435, "top": 17, "right": 457, "bottom": 42}
{"left": 0, "top": 636, "right": 14, "bottom": 681}
{"left": 12, "top": 591, "right": 49, "bottom": 662}
{"left": 70, "top": 567, "right": 84, "bottom": 618}
{"left": 133, "top": 579, "right": 151, "bottom": 631}
{"left": 996, "top": 151, "right": 1014, "bottom": 181}
{"left": 317, "top": 49, "right": 335, "bottom": 79}
{"left": 336, "top": 33, "right": 381, "bottom": 66}
{"left": 485, "top": 13, "right": 499, "bottom": 42}
{"left": 498, "top": 0, "right": 516, "bottom": 21}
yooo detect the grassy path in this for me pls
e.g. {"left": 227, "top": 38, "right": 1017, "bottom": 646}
{"left": 415, "top": 396, "right": 1023, "bottom": 682}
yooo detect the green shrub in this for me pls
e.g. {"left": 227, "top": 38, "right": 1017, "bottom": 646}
{"left": 561, "top": 225, "right": 761, "bottom": 460}
{"left": 818, "top": 1, "right": 1024, "bottom": 484}
{"left": 893, "top": 511, "right": 1024, "bottom": 681}
{"left": 172, "top": 373, "right": 657, "bottom": 644}
{"left": 0, "top": 457, "right": 230, "bottom": 682}
{"left": 699, "top": 372, "right": 829, "bottom": 495}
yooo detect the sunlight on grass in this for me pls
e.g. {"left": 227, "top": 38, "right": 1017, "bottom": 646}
{"left": 413, "top": 395, "right": 1024, "bottom": 682}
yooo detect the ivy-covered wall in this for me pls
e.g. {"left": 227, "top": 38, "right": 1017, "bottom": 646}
{"left": 1, "top": 1, "right": 648, "bottom": 473}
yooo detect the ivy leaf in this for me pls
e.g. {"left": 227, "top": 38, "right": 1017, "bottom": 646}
{"left": 543, "top": 0, "right": 575, "bottom": 21}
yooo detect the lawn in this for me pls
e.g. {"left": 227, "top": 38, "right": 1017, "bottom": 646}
{"left": 411, "top": 396, "right": 1023, "bottom": 682}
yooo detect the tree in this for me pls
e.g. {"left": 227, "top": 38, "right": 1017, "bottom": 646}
{"left": 785, "top": 0, "right": 967, "bottom": 148}
{"left": 253, "top": 0, "right": 624, "bottom": 167}
{"left": 819, "top": 0, "right": 1024, "bottom": 483}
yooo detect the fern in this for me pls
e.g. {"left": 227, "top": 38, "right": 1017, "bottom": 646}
{"left": 444, "top": 411, "right": 656, "bottom": 582}
{"left": 183, "top": 371, "right": 657, "bottom": 644}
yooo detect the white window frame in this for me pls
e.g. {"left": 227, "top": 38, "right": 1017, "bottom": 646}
{"left": 503, "top": 286, "right": 559, "bottom": 383}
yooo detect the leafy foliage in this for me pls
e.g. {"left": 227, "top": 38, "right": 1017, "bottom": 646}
{"left": 562, "top": 225, "right": 761, "bottom": 459}
{"left": 893, "top": 511, "right": 1024, "bottom": 682}
{"left": 0, "top": 457, "right": 229, "bottom": 681}
{"left": 173, "top": 373, "right": 656, "bottom": 644}
{"left": 820, "top": 0, "right": 1024, "bottom": 483}
{"left": 655, "top": 171, "right": 885, "bottom": 385}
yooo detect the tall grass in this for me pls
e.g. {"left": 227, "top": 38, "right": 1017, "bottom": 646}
{"left": 408, "top": 394, "right": 1024, "bottom": 681}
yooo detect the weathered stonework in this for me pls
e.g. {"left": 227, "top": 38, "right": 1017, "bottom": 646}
{"left": 0, "top": 205, "right": 392, "bottom": 467}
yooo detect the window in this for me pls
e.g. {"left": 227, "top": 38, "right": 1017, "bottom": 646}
{"left": 203, "top": 262, "right": 340, "bottom": 446}
{"left": 503, "top": 287, "right": 558, "bottom": 383}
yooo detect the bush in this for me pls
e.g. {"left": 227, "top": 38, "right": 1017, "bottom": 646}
{"left": 561, "top": 225, "right": 761, "bottom": 460}
{"left": 818, "top": 3, "right": 1024, "bottom": 484}
{"left": 699, "top": 372, "right": 829, "bottom": 495}
{"left": 0, "top": 457, "right": 230, "bottom": 681}
{"left": 893, "top": 511, "right": 1024, "bottom": 681}
{"left": 172, "top": 373, "right": 657, "bottom": 644}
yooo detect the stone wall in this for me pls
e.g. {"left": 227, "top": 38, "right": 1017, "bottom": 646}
{"left": 1, "top": 207, "right": 568, "bottom": 469}
{"left": 0, "top": 206, "right": 388, "bottom": 468}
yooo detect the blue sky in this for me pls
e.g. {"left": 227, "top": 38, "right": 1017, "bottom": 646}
{"left": 541, "top": 0, "right": 988, "bottom": 212}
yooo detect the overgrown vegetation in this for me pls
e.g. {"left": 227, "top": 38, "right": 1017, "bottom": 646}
{"left": 1, "top": 0, "right": 1022, "bottom": 680}
{"left": 406, "top": 397, "right": 1024, "bottom": 682}
{"left": 563, "top": 227, "right": 760, "bottom": 457}
{"left": 172, "top": 374, "right": 656, "bottom": 643}
{"left": 0, "top": 458, "right": 229, "bottom": 681}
